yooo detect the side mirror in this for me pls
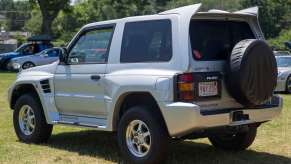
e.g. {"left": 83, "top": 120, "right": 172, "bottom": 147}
{"left": 59, "top": 47, "right": 68, "bottom": 64}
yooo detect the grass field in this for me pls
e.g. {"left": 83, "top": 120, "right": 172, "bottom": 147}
{"left": 0, "top": 72, "right": 290, "bottom": 164}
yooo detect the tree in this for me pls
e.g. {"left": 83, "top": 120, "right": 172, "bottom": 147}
{"left": 30, "top": 0, "right": 70, "bottom": 36}
{"left": 269, "top": 29, "right": 291, "bottom": 50}
{"left": 165, "top": 0, "right": 242, "bottom": 11}
{"left": 0, "top": 0, "right": 31, "bottom": 31}
{"left": 111, "top": 0, "right": 157, "bottom": 17}
{"left": 50, "top": 0, "right": 244, "bottom": 44}
{"left": 0, "top": 0, "right": 14, "bottom": 10}
{"left": 24, "top": 8, "right": 42, "bottom": 35}
{"left": 241, "top": 0, "right": 291, "bottom": 38}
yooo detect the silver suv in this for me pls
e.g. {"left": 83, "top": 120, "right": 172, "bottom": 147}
{"left": 8, "top": 4, "right": 282, "bottom": 163}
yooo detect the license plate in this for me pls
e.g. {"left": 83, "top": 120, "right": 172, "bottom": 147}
{"left": 198, "top": 81, "right": 218, "bottom": 97}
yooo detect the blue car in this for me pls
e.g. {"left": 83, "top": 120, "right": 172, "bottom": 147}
{"left": 7, "top": 48, "right": 61, "bottom": 71}
{"left": 0, "top": 41, "right": 53, "bottom": 70}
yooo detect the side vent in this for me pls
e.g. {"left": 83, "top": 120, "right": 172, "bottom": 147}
{"left": 40, "top": 80, "right": 51, "bottom": 93}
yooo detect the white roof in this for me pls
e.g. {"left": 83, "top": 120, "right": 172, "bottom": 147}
{"left": 160, "top": 4, "right": 258, "bottom": 17}
{"left": 84, "top": 4, "right": 258, "bottom": 28}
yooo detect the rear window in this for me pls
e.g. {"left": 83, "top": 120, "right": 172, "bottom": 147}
{"left": 120, "top": 20, "right": 172, "bottom": 63}
{"left": 190, "top": 20, "right": 255, "bottom": 61}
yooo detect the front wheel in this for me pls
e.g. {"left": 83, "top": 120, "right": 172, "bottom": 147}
{"left": 13, "top": 94, "right": 53, "bottom": 143}
{"left": 208, "top": 126, "right": 257, "bottom": 151}
{"left": 22, "top": 62, "right": 35, "bottom": 70}
{"left": 117, "top": 106, "right": 169, "bottom": 164}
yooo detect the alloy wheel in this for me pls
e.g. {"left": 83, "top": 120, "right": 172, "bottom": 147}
{"left": 125, "top": 120, "right": 151, "bottom": 157}
{"left": 18, "top": 105, "right": 35, "bottom": 136}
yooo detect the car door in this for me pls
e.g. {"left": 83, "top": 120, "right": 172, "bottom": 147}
{"left": 54, "top": 24, "right": 115, "bottom": 117}
{"left": 30, "top": 50, "right": 47, "bottom": 66}
{"left": 37, "top": 51, "right": 50, "bottom": 65}
{"left": 39, "top": 49, "right": 59, "bottom": 65}
{"left": 47, "top": 49, "right": 61, "bottom": 63}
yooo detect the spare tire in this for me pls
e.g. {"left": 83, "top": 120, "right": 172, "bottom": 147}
{"left": 226, "top": 39, "right": 277, "bottom": 106}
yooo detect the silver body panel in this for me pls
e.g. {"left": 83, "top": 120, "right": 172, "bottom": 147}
{"left": 8, "top": 4, "right": 282, "bottom": 137}
{"left": 54, "top": 64, "right": 107, "bottom": 116}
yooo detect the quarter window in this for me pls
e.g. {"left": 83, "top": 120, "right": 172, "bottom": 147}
{"left": 68, "top": 27, "right": 114, "bottom": 64}
{"left": 190, "top": 20, "right": 255, "bottom": 61}
{"left": 120, "top": 20, "right": 172, "bottom": 63}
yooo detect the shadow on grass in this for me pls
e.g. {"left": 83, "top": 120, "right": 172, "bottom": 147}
{"left": 0, "top": 70, "right": 17, "bottom": 74}
{"left": 44, "top": 130, "right": 291, "bottom": 164}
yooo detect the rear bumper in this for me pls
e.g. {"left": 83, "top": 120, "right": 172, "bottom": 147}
{"left": 159, "top": 95, "right": 283, "bottom": 137}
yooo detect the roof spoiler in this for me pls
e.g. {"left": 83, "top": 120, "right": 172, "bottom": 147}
{"left": 234, "top": 6, "right": 259, "bottom": 17}
{"left": 160, "top": 4, "right": 258, "bottom": 17}
{"left": 159, "top": 3, "right": 202, "bottom": 16}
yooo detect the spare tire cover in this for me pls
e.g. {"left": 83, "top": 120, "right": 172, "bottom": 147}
{"left": 226, "top": 39, "right": 277, "bottom": 106}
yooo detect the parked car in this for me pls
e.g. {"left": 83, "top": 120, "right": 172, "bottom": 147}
{"left": 275, "top": 55, "right": 291, "bottom": 93}
{"left": 7, "top": 48, "right": 61, "bottom": 71}
{"left": 0, "top": 35, "right": 53, "bottom": 70}
{"left": 274, "top": 51, "right": 291, "bottom": 56}
{"left": 8, "top": 4, "right": 282, "bottom": 163}
{"left": 285, "top": 41, "right": 291, "bottom": 49}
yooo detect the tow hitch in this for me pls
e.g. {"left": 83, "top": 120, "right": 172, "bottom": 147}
{"left": 231, "top": 111, "right": 250, "bottom": 122}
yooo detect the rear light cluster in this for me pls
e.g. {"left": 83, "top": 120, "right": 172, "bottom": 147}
{"left": 176, "top": 73, "right": 194, "bottom": 101}
{"left": 175, "top": 72, "right": 222, "bottom": 102}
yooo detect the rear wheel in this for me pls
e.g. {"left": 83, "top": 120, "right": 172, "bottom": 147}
{"left": 285, "top": 76, "right": 291, "bottom": 93}
{"left": 117, "top": 106, "right": 168, "bottom": 164}
{"left": 22, "top": 62, "right": 35, "bottom": 70}
{"left": 208, "top": 126, "right": 257, "bottom": 151}
{"left": 13, "top": 94, "right": 53, "bottom": 143}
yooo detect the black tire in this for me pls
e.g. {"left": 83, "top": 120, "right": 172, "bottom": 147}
{"left": 226, "top": 39, "right": 277, "bottom": 106}
{"left": 13, "top": 94, "right": 53, "bottom": 143}
{"left": 208, "top": 126, "right": 257, "bottom": 151}
{"left": 22, "top": 62, "right": 35, "bottom": 70}
{"left": 117, "top": 106, "right": 169, "bottom": 164}
{"left": 1, "top": 59, "right": 10, "bottom": 70}
{"left": 286, "top": 75, "right": 291, "bottom": 94}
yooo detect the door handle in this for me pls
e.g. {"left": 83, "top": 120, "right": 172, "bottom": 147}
{"left": 91, "top": 75, "right": 101, "bottom": 81}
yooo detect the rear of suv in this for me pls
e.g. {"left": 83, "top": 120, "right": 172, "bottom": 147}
{"left": 8, "top": 4, "right": 282, "bottom": 164}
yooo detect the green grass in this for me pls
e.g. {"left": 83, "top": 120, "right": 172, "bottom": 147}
{"left": 0, "top": 73, "right": 290, "bottom": 164}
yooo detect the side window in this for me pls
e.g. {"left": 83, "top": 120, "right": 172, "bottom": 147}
{"left": 68, "top": 27, "right": 114, "bottom": 64}
{"left": 48, "top": 49, "right": 59, "bottom": 57}
{"left": 120, "top": 20, "right": 172, "bottom": 63}
{"left": 22, "top": 44, "right": 33, "bottom": 54}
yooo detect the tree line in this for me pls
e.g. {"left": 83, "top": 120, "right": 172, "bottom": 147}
{"left": 0, "top": 0, "right": 290, "bottom": 49}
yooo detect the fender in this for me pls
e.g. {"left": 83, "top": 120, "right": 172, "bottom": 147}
{"left": 103, "top": 73, "right": 175, "bottom": 131}
{"left": 8, "top": 64, "right": 59, "bottom": 124}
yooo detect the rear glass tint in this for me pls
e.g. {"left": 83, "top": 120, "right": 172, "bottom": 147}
{"left": 190, "top": 20, "right": 255, "bottom": 61}
{"left": 120, "top": 20, "right": 172, "bottom": 63}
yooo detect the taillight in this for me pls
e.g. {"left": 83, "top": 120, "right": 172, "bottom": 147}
{"left": 176, "top": 73, "right": 194, "bottom": 101}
